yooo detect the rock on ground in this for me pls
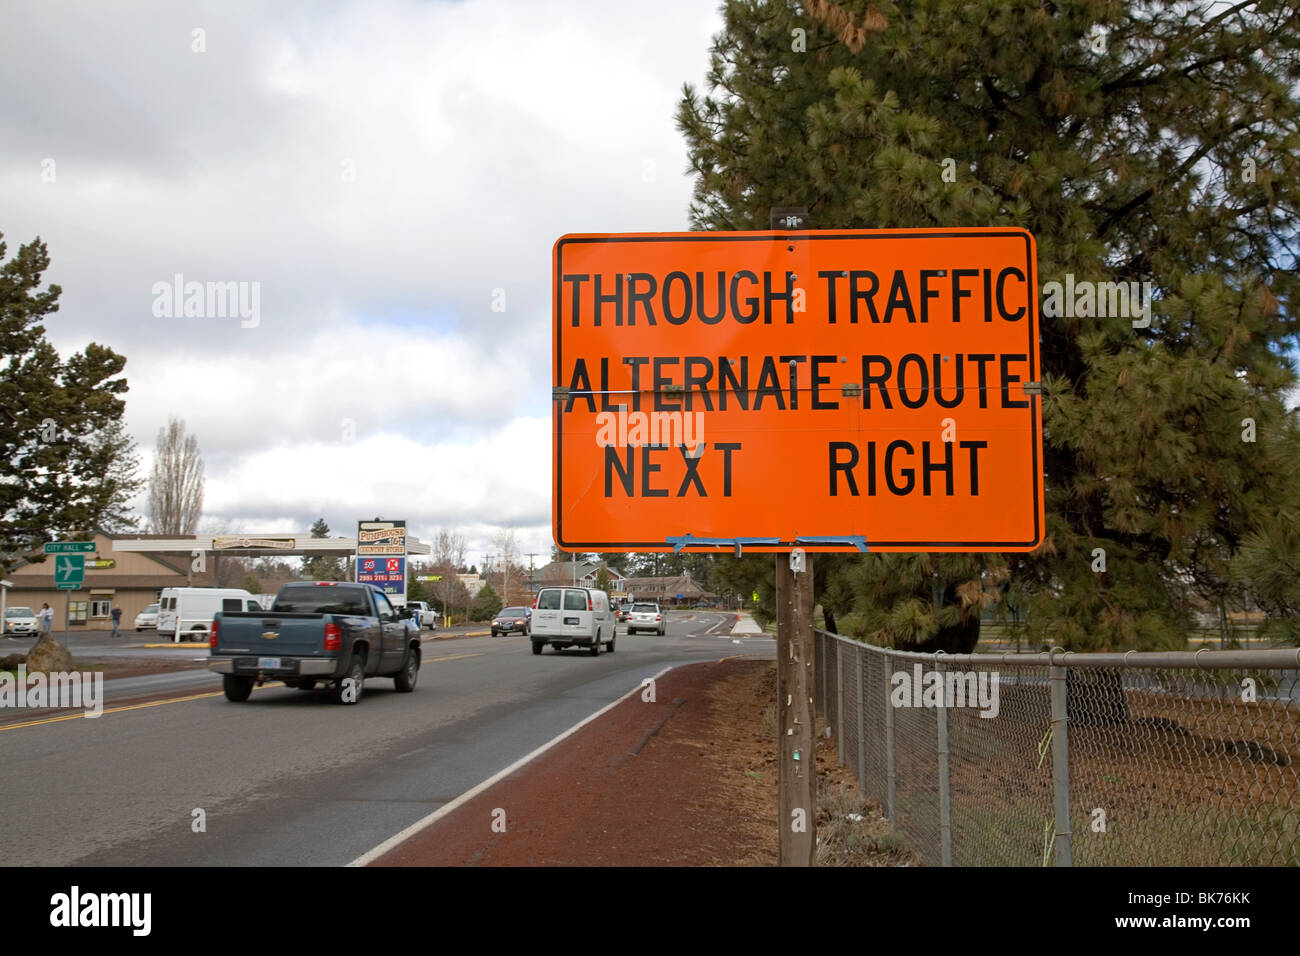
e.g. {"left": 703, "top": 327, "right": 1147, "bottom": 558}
{"left": 24, "top": 635, "right": 74, "bottom": 673}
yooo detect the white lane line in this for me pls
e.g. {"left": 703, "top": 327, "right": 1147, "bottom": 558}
{"left": 347, "top": 664, "right": 676, "bottom": 867}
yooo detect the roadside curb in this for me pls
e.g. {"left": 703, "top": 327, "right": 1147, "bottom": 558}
{"left": 423, "top": 630, "right": 491, "bottom": 641}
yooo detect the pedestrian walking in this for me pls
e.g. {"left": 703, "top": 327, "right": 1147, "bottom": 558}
{"left": 111, "top": 604, "right": 122, "bottom": 637}
{"left": 39, "top": 603, "right": 53, "bottom": 635}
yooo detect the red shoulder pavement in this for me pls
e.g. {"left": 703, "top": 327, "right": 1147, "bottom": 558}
{"left": 365, "top": 658, "right": 767, "bottom": 866}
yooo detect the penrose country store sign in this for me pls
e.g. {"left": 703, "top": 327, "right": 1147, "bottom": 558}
{"left": 356, "top": 521, "right": 407, "bottom": 604}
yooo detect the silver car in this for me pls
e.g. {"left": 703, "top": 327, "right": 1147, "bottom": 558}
{"left": 626, "top": 602, "right": 664, "bottom": 636}
{"left": 4, "top": 606, "right": 39, "bottom": 637}
{"left": 134, "top": 603, "right": 160, "bottom": 631}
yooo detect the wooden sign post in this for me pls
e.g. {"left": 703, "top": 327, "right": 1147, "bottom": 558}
{"left": 776, "top": 550, "right": 816, "bottom": 865}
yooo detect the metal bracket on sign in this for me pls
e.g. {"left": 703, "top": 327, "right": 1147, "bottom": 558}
{"left": 795, "top": 535, "right": 870, "bottom": 552}
{"left": 665, "top": 534, "right": 781, "bottom": 557}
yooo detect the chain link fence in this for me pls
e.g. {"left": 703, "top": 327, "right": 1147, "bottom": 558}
{"left": 814, "top": 630, "right": 1300, "bottom": 866}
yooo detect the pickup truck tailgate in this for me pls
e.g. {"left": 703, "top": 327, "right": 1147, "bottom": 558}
{"left": 215, "top": 614, "right": 329, "bottom": 656}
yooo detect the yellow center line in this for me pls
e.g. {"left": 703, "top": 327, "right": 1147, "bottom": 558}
{"left": 0, "top": 653, "right": 483, "bottom": 733}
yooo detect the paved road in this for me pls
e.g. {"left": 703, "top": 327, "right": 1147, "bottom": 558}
{"left": 0, "top": 611, "right": 772, "bottom": 866}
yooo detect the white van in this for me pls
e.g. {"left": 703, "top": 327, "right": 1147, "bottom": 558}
{"left": 157, "top": 587, "right": 262, "bottom": 642}
{"left": 531, "top": 586, "right": 614, "bottom": 656}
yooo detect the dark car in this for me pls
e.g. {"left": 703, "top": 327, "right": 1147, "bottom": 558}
{"left": 492, "top": 606, "right": 531, "bottom": 637}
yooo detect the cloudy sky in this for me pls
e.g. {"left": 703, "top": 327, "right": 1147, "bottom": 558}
{"left": 1, "top": 0, "right": 723, "bottom": 564}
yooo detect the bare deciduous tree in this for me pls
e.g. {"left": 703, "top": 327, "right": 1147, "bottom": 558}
{"left": 491, "top": 526, "right": 519, "bottom": 606}
{"left": 431, "top": 529, "right": 469, "bottom": 623}
{"left": 147, "top": 416, "right": 204, "bottom": 535}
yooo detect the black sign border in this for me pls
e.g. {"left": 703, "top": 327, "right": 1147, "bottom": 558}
{"left": 553, "top": 230, "right": 1041, "bottom": 552}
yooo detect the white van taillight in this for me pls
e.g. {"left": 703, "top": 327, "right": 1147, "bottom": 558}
{"left": 209, "top": 619, "right": 219, "bottom": 649}
{"left": 655, "top": 614, "right": 661, "bottom": 621}
{"left": 588, "top": 596, "right": 593, "bottom": 611}
{"left": 533, "top": 594, "right": 539, "bottom": 609}
{"left": 324, "top": 622, "right": 342, "bottom": 651}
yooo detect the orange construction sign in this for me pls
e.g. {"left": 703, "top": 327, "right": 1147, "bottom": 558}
{"left": 552, "top": 228, "right": 1044, "bottom": 553}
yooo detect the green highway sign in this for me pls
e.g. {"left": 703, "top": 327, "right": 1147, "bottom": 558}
{"left": 56, "top": 583, "right": 81, "bottom": 591}
{"left": 55, "top": 554, "right": 84, "bottom": 586}
{"left": 44, "top": 541, "right": 95, "bottom": 554}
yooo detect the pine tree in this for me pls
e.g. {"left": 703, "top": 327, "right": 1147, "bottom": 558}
{"left": 302, "top": 517, "right": 346, "bottom": 580}
{"left": 0, "top": 233, "right": 140, "bottom": 573}
{"left": 470, "top": 582, "right": 502, "bottom": 622}
{"left": 678, "top": 0, "right": 1300, "bottom": 650}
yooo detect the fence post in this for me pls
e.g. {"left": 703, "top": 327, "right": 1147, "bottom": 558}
{"left": 1050, "top": 661, "right": 1073, "bottom": 866}
{"left": 820, "top": 633, "right": 829, "bottom": 730}
{"left": 884, "top": 651, "right": 896, "bottom": 829}
{"left": 836, "top": 639, "right": 845, "bottom": 765}
{"left": 856, "top": 645, "right": 866, "bottom": 788}
{"left": 936, "top": 657, "right": 953, "bottom": 867}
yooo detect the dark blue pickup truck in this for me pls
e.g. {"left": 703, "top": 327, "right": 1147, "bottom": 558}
{"left": 208, "top": 581, "right": 421, "bottom": 704}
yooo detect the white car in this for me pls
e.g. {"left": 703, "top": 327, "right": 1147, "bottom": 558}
{"left": 626, "top": 602, "right": 665, "bottom": 636}
{"left": 530, "top": 586, "right": 614, "bottom": 656}
{"left": 4, "top": 606, "right": 39, "bottom": 637}
{"left": 404, "top": 601, "right": 438, "bottom": 629}
{"left": 134, "top": 603, "right": 160, "bottom": 631}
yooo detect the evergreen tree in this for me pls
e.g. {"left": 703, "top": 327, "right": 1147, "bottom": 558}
{"left": 678, "top": 0, "right": 1300, "bottom": 650}
{"left": 0, "top": 233, "right": 140, "bottom": 573}
{"left": 470, "top": 582, "right": 502, "bottom": 621}
{"left": 302, "top": 517, "right": 346, "bottom": 580}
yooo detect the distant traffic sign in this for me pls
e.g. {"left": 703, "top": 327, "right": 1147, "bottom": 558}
{"left": 55, "top": 554, "right": 85, "bottom": 586}
{"left": 56, "top": 583, "right": 81, "bottom": 591}
{"left": 44, "top": 541, "right": 95, "bottom": 554}
{"left": 552, "top": 228, "right": 1044, "bottom": 552}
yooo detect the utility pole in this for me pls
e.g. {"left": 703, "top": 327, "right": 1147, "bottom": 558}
{"left": 776, "top": 549, "right": 816, "bottom": 866}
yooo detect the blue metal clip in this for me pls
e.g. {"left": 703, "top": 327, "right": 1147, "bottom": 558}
{"left": 665, "top": 534, "right": 781, "bottom": 557}
{"left": 793, "top": 535, "right": 870, "bottom": 552}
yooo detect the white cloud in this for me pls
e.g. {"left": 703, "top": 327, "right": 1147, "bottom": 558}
{"left": 1, "top": 0, "right": 722, "bottom": 549}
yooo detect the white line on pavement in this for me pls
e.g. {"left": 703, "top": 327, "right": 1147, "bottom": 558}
{"left": 346, "top": 664, "right": 677, "bottom": 867}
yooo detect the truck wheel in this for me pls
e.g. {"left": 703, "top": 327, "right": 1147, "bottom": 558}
{"left": 223, "top": 675, "right": 253, "bottom": 702}
{"left": 333, "top": 654, "right": 365, "bottom": 705}
{"left": 589, "top": 630, "right": 601, "bottom": 657}
{"left": 606, "top": 635, "right": 616, "bottom": 653}
{"left": 532, "top": 642, "right": 543, "bottom": 655}
{"left": 394, "top": 646, "right": 420, "bottom": 692}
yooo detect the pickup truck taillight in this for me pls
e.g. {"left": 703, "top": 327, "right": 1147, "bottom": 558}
{"left": 655, "top": 614, "right": 661, "bottom": 621}
{"left": 324, "top": 622, "right": 342, "bottom": 652}
{"left": 210, "top": 619, "right": 218, "bottom": 649}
